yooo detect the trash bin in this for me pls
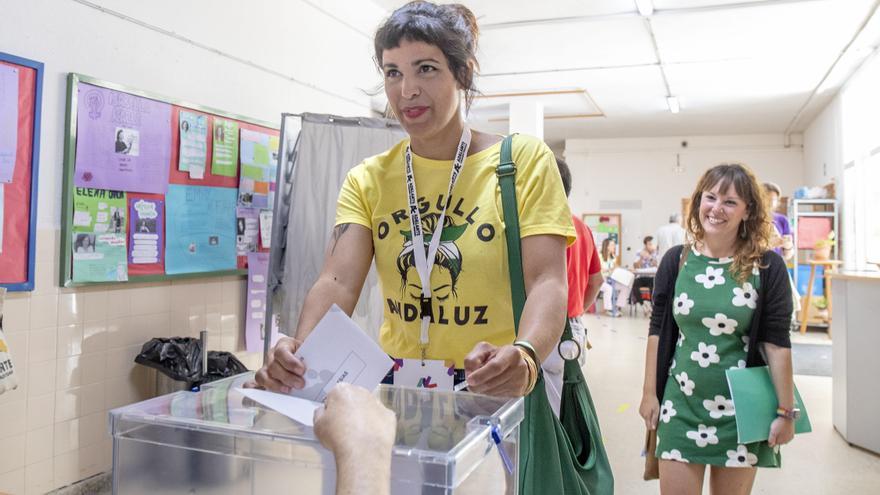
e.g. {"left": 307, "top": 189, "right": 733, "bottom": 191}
{"left": 134, "top": 336, "right": 249, "bottom": 395}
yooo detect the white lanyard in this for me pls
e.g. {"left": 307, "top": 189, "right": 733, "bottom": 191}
{"left": 404, "top": 127, "right": 472, "bottom": 360}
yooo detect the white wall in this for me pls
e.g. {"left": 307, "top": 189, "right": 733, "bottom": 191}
{"left": 564, "top": 134, "right": 805, "bottom": 263}
{"left": 0, "top": 1, "right": 387, "bottom": 493}
{"left": 804, "top": 49, "right": 880, "bottom": 268}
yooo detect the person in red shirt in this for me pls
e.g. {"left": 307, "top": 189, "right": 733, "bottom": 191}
{"left": 543, "top": 157, "right": 605, "bottom": 415}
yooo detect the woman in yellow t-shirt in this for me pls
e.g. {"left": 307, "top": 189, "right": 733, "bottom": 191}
{"left": 255, "top": 2, "right": 575, "bottom": 399}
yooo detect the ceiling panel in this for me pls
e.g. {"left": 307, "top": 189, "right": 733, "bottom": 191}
{"left": 479, "top": 16, "right": 656, "bottom": 74}
{"left": 651, "top": 0, "right": 874, "bottom": 63}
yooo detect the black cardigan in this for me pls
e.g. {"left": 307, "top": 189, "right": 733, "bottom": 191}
{"left": 649, "top": 245, "right": 793, "bottom": 401}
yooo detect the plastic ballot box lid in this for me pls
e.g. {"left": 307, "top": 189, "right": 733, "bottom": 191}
{"left": 110, "top": 372, "right": 524, "bottom": 494}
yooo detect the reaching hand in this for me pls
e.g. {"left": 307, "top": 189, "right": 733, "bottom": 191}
{"left": 313, "top": 383, "right": 396, "bottom": 456}
{"left": 253, "top": 336, "right": 306, "bottom": 393}
{"left": 463, "top": 342, "right": 530, "bottom": 397}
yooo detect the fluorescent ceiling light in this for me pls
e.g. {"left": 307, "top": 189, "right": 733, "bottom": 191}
{"left": 667, "top": 96, "right": 680, "bottom": 114}
{"left": 635, "top": 0, "right": 654, "bottom": 16}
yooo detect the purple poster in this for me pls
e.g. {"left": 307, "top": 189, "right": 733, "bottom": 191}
{"left": 0, "top": 64, "right": 19, "bottom": 183}
{"left": 129, "top": 197, "right": 164, "bottom": 266}
{"left": 74, "top": 83, "right": 172, "bottom": 194}
{"left": 245, "top": 252, "right": 280, "bottom": 352}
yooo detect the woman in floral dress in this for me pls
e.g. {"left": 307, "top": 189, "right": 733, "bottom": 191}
{"left": 639, "top": 163, "right": 796, "bottom": 495}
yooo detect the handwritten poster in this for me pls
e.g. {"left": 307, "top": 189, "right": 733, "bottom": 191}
{"left": 211, "top": 118, "right": 239, "bottom": 177}
{"left": 72, "top": 188, "right": 127, "bottom": 234}
{"left": 236, "top": 207, "right": 259, "bottom": 256}
{"left": 130, "top": 197, "right": 163, "bottom": 265}
{"left": 165, "top": 185, "right": 237, "bottom": 274}
{"left": 178, "top": 110, "right": 207, "bottom": 179}
{"left": 0, "top": 65, "right": 18, "bottom": 183}
{"left": 72, "top": 232, "right": 128, "bottom": 282}
{"left": 238, "top": 129, "right": 278, "bottom": 209}
{"left": 74, "top": 83, "right": 172, "bottom": 194}
{"left": 245, "top": 252, "right": 280, "bottom": 352}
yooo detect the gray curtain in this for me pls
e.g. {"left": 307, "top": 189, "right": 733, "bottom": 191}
{"left": 277, "top": 113, "right": 405, "bottom": 341}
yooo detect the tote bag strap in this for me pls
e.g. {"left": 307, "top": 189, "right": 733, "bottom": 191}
{"left": 497, "top": 134, "right": 527, "bottom": 334}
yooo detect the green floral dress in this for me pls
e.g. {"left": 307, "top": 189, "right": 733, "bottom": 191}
{"left": 656, "top": 247, "right": 780, "bottom": 468}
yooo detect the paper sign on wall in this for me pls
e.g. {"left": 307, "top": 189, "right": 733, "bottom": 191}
{"left": 211, "top": 118, "right": 239, "bottom": 177}
{"left": 72, "top": 232, "right": 128, "bottom": 282}
{"left": 130, "top": 198, "right": 163, "bottom": 265}
{"left": 245, "top": 252, "right": 280, "bottom": 353}
{"left": 178, "top": 110, "right": 208, "bottom": 179}
{"left": 74, "top": 83, "right": 172, "bottom": 194}
{"left": 238, "top": 129, "right": 277, "bottom": 209}
{"left": 0, "top": 65, "right": 18, "bottom": 183}
{"left": 165, "top": 185, "right": 237, "bottom": 274}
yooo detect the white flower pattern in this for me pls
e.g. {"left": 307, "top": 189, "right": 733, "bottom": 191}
{"left": 703, "top": 395, "right": 736, "bottom": 419}
{"left": 660, "top": 450, "right": 689, "bottom": 463}
{"left": 659, "top": 400, "right": 678, "bottom": 423}
{"left": 742, "top": 335, "right": 750, "bottom": 353}
{"left": 702, "top": 313, "right": 738, "bottom": 336}
{"left": 673, "top": 293, "right": 695, "bottom": 315}
{"left": 732, "top": 283, "right": 758, "bottom": 309}
{"left": 675, "top": 372, "right": 695, "bottom": 396}
{"left": 695, "top": 266, "right": 726, "bottom": 289}
{"left": 725, "top": 445, "right": 758, "bottom": 467}
{"left": 677, "top": 333, "right": 686, "bottom": 348}
{"left": 686, "top": 424, "right": 719, "bottom": 448}
{"left": 690, "top": 342, "right": 720, "bottom": 368}
{"left": 729, "top": 359, "right": 746, "bottom": 370}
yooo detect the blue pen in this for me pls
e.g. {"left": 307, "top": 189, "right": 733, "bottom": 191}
{"left": 490, "top": 425, "right": 514, "bottom": 474}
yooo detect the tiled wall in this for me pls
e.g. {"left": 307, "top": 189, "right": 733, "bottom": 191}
{"left": 0, "top": 230, "right": 262, "bottom": 494}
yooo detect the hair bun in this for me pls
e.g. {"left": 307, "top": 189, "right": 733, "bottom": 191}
{"left": 446, "top": 3, "right": 479, "bottom": 48}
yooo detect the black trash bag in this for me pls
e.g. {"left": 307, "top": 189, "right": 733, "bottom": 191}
{"left": 135, "top": 337, "right": 250, "bottom": 386}
{"left": 200, "top": 351, "right": 249, "bottom": 385}
{"left": 135, "top": 337, "right": 203, "bottom": 383}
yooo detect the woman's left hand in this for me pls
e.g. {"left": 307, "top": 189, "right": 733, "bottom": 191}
{"left": 768, "top": 416, "right": 795, "bottom": 447}
{"left": 463, "top": 342, "right": 530, "bottom": 397}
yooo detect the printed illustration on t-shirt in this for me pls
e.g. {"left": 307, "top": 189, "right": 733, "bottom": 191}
{"left": 397, "top": 213, "right": 466, "bottom": 301}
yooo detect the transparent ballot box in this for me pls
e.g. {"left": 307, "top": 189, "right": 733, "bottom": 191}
{"left": 109, "top": 374, "right": 523, "bottom": 494}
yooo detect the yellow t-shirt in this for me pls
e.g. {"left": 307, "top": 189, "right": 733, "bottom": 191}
{"left": 335, "top": 134, "right": 575, "bottom": 365}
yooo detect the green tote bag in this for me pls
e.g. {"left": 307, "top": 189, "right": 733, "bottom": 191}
{"left": 497, "top": 135, "right": 615, "bottom": 495}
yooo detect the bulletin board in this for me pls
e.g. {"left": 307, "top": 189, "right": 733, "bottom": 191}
{"left": 583, "top": 213, "right": 622, "bottom": 263}
{"left": 0, "top": 52, "right": 43, "bottom": 292}
{"left": 60, "top": 73, "right": 279, "bottom": 287}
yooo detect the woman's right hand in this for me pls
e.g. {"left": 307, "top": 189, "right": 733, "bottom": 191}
{"left": 254, "top": 336, "right": 307, "bottom": 393}
{"left": 639, "top": 393, "right": 660, "bottom": 430}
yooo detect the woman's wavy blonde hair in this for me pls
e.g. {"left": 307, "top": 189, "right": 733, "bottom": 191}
{"left": 686, "top": 163, "right": 772, "bottom": 283}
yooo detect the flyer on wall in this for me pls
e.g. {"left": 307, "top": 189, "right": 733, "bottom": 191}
{"left": 238, "top": 129, "right": 278, "bottom": 209}
{"left": 73, "top": 83, "right": 172, "bottom": 194}
{"left": 165, "top": 185, "right": 237, "bottom": 274}
{"left": 0, "top": 64, "right": 19, "bottom": 183}
{"left": 211, "top": 118, "right": 239, "bottom": 177}
{"left": 178, "top": 110, "right": 208, "bottom": 179}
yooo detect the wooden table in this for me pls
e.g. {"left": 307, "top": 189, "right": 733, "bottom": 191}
{"left": 799, "top": 259, "right": 843, "bottom": 336}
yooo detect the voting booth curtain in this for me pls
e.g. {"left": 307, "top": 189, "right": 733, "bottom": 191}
{"left": 275, "top": 114, "right": 405, "bottom": 342}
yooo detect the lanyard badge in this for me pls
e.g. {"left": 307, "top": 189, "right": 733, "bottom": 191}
{"left": 404, "top": 127, "right": 472, "bottom": 362}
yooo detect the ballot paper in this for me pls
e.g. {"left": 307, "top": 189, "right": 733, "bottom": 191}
{"left": 237, "top": 388, "right": 321, "bottom": 426}
{"left": 236, "top": 305, "right": 393, "bottom": 425}
{"left": 292, "top": 304, "right": 393, "bottom": 402}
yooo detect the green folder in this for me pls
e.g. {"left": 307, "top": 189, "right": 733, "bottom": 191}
{"left": 726, "top": 366, "right": 812, "bottom": 444}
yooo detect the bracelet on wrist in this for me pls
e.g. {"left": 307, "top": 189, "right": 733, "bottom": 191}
{"left": 513, "top": 340, "right": 541, "bottom": 369}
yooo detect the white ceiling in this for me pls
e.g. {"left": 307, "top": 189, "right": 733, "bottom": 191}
{"left": 369, "top": 0, "right": 880, "bottom": 145}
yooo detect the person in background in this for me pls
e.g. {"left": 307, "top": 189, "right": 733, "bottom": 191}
{"left": 313, "top": 383, "right": 396, "bottom": 495}
{"left": 546, "top": 157, "right": 603, "bottom": 412}
{"left": 656, "top": 213, "right": 686, "bottom": 259}
{"left": 599, "top": 238, "right": 625, "bottom": 317}
{"left": 640, "top": 163, "right": 795, "bottom": 495}
{"left": 762, "top": 182, "right": 794, "bottom": 261}
{"left": 635, "top": 235, "right": 660, "bottom": 269}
